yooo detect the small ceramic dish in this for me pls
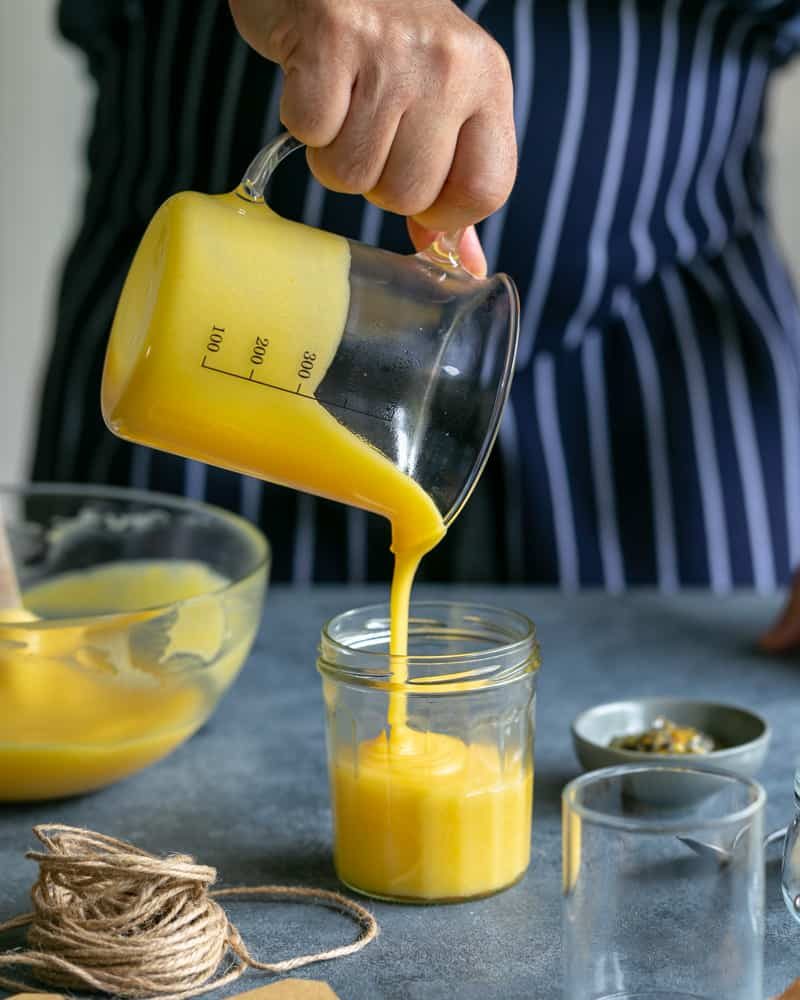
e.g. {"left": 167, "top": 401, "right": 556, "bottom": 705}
{"left": 571, "top": 698, "right": 770, "bottom": 807}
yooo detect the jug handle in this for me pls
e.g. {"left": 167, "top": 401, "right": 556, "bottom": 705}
{"left": 237, "top": 133, "right": 469, "bottom": 273}
{"left": 238, "top": 132, "right": 305, "bottom": 202}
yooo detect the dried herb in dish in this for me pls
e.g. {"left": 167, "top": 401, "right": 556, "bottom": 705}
{"left": 610, "top": 716, "right": 715, "bottom": 755}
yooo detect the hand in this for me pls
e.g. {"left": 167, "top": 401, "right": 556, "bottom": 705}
{"left": 759, "top": 568, "right": 800, "bottom": 653}
{"left": 776, "top": 978, "right": 800, "bottom": 999}
{"left": 229, "top": 0, "right": 516, "bottom": 247}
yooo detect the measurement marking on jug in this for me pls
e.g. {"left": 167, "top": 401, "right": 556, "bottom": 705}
{"left": 251, "top": 336, "right": 269, "bottom": 367}
{"left": 298, "top": 350, "right": 317, "bottom": 381}
{"left": 201, "top": 357, "right": 312, "bottom": 399}
{"left": 207, "top": 325, "right": 225, "bottom": 353}
{"left": 200, "top": 357, "right": 391, "bottom": 422}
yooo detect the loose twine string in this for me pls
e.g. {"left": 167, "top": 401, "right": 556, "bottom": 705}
{"left": 0, "top": 825, "right": 378, "bottom": 1000}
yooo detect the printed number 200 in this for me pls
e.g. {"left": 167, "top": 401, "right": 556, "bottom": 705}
{"left": 251, "top": 336, "right": 269, "bottom": 366}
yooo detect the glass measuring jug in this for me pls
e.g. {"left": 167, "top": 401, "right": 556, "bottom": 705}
{"left": 101, "top": 133, "right": 519, "bottom": 548}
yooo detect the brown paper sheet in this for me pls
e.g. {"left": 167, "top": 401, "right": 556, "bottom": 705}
{"left": 7, "top": 994, "right": 66, "bottom": 999}
{"left": 4, "top": 977, "right": 343, "bottom": 999}
{"left": 7, "top": 981, "right": 339, "bottom": 1000}
{"left": 227, "top": 980, "right": 340, "bottom": 1000}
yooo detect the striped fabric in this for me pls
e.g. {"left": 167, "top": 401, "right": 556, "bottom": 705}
{"left": 34, "top": 0, "right": 800, "bottom": 589}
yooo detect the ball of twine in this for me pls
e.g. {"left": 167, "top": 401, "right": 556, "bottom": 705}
{"left": 0, "top": 825, "right": 378, "bottom": 1000}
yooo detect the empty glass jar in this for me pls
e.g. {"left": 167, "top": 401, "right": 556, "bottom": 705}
{"left": 563, "top": 764, "right": 765, "bottom": 1000}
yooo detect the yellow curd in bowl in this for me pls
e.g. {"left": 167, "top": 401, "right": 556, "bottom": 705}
{"left": 0, "top": 558, "right": 262, "bottom": 801}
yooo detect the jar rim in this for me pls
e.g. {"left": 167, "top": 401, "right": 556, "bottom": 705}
{"left": 563, "top": 764, "right": 766, "bottom": 834}
{"left": 317, "top": 601, "right": 540, "bottom": 692}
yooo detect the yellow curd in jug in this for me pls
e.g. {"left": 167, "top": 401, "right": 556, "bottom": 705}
{"left": 0, "top": 560, "right": 253, "bottom": 801}
{"left": 101, "top": 189, "right": 531, "bottom": 898}
{"left": 101, "top": 191, "right": 442, "bottom": 555}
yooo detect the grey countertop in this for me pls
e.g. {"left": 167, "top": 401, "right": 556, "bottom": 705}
{"left": 1, "top": 587, "right": 799, "bottom": 999}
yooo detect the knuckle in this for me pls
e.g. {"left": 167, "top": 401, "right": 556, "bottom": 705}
{"left": 355, "top": 6, "right": 384, "bottom": 46}
{"left": 422, "top": 26, "right": 512, "bottom": 103}
{"left": 454, "top": 169, "right": 513, "bottom": 219}
{"left": 473, "top": 35, "right": 514, "bottom": 105}
{"left": 426, "top": 29, "right": 463, "bottom": 86}
{"left": 316, "top": 2, "right": 352, "bottom": 43}
{"left": 280, "top": 83, "right": 337, "bottom": 147}
{"left": 487, "top": 37, "right": 513, "bottom": 85}
{"left": 337, "top": 145, "right": 382, "bottom": 192}
{"left": 281, "top": 109, "right": 326, "bottom": 147}
{"left": 230, "top": 0, "right": 299, "bottom": 64}
{"left": 312, "top": 145, "right": 381, "bottom": 194}
{"left": 372, "top": 172, "right": 434, "bottom": 218}
{"left": 331, "top": 161, "right": 375, "bottom": 194}
{"left": 378, "top": 188, "right": 429, "bottom": 218}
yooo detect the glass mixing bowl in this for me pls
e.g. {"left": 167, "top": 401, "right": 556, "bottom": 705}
{"left": 0, "top": 484, "right": 269, "bottom": 801}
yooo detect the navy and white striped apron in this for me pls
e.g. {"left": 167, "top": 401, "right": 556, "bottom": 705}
{"left": 33, "top": 0, "right": 800, "bottom": 588}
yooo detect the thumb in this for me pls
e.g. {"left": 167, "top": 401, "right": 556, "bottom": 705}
{"left": 406, "top": 219, "right": 488, "bottom": 279}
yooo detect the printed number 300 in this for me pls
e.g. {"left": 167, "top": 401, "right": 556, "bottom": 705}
{"left": 298, "top": 350, "right": 317, "bottom": 379}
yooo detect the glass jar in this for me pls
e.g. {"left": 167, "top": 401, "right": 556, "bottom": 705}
{"left": 563, "top": 765, "right": 765, "bottom": 1000}
{"left": 781, "top": 767, "right": 800, "bottom": 920}
{"left": 317, "top": 602, "right": 540, "bottom": 903}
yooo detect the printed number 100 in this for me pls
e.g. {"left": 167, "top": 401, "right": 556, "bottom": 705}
{"left": 206, "top": 326, "right": 225, "bottom": 352}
